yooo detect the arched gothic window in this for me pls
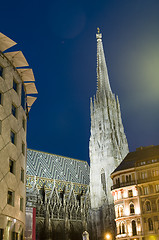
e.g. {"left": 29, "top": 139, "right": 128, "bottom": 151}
{"left": 148, "top": 218, "right": 153, "bottom": 231}
{"left": 132, "top": 220, "right": 137, "bottom": 236}
{"left": 101, "top": 169, "right": 106, "bottom": 194}
{"left": 130, "top": 203, "right": 135, "bottom": 214}
{"left": 146, "top": 201, "right": 151, "bottom": 211}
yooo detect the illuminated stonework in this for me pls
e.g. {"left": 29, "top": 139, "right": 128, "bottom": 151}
{"left": 89, "top": 29, "right": 129, "bottom": 239}
{"left": 111, "top": 145, "right": 159, "bottom": 240}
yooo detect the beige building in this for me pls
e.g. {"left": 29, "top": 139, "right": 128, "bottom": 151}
{"left": 111, "top": 145, "right": 159, "bottom": 240}
{"left": 0, "top": 33, "right": 37, "bottom": 240}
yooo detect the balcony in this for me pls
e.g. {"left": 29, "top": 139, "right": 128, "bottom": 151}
{"left": 111, "top": 180, "right": 136, "bottom": 190}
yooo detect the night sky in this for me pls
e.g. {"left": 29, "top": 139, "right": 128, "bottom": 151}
{"left": 1, "top": 0, "right": 159, "bottom": 163}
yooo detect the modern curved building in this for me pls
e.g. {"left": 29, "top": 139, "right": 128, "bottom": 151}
{"left": 0, "top": 33, "right": 37, "bottom": 240}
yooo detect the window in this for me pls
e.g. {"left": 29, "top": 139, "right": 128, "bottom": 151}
{"left": 20, "top": 230, "right": 23, "bottom": 240}
{"left": 22, "top": 118, "right": 26, "bottom": 130}
{"left": 11, "top": 130, "right": 16, "bottom": 145}
{"left": 128, "top": 190, "right": 133, "bottom": 198}
{"left": 132, "top": 220, "right": 137, "bottom": 236}
{"left": 126, "top": 175, "right": 131, "bottom": 182}
{"left": 101, "top": 169, "right": 106, "bottom": 194}
{"left": 20, "top": 197, "right": 23, "bottom": 211}
{"left": 115, "top": 206, "right": 119, "bottom": 218}
{"left": 157, "top": 199, "right": 159, "bottom": 211}
{"left": 7, "top": 190, "right": 14, "bottom": 206}
{"left": 119, "top": 223, "right": 121, "bottom": 234}
{"left": 12, "top": 232, "right": 18, "bottom": 240}
{"left": 21, "top": 84, "right": 26, "bottom": 110}
{"left": 130, "top": 203, "right": 135, "bottom": 214}
{"left": 0, "top": 92, "right": 3, "bottom": 105}
{"left": 21, "top": 168, "right": 24, "bottom": 183}
{"left": 12, "top": 104, "right": 17, "bottom": 118}
{"left": 0, "top": 229, "right": 4, "bottom": 240}
{"left": 22, "top": 142, "right": 25, "bottom": 155}
{"left": 119, "top": 206, "right": 123, "bottom": 217}
{"left": 152, "top": 169, "right": 159, "bottom": 177}
{"left": 116, "top": 178, "right": 120, "bottom": 185}
{"left": 13, "top": 79, "right": 18, "bottom": 92}
{"left": 156, "top": 184, "right": 159, "bottom": 193}
{"left": 148, "top": 218, "right": 153, "bottom": 231}
{"left": 0, "top": 66, "right": 3, "bottom": 77}
{"left": 9, "top": 159, "right": 15, "bottom": 174}
{"left": 146, "top": 201, "right": 151, "bottom": 211}
{"left": 143, "top": 186, "right": 149, "bottom": 195}
{"left": 141, "top": 171, "right": 147, "bottom": 179}
{"left": 122, "top": 223, "right": 125, "bottom": 233}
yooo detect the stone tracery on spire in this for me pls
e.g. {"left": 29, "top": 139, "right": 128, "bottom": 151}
{"left": 96, "top": 29, "right": 112, "bottom": 95}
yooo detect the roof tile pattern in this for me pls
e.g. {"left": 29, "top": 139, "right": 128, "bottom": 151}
{"left": 27, "top": 149, "right": 90, "bottom": 185}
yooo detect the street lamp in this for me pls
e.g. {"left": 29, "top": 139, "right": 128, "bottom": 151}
{"left": 105, "top": 233, "right": 111, "bottom": 240}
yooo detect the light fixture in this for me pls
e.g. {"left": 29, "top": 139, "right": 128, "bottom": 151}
{"left": 105, "top": 233, "right": 111, "bottom": 240}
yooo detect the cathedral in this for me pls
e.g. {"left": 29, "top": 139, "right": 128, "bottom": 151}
{"left": 25, "top": 29, "right": 128, "bottom": 240}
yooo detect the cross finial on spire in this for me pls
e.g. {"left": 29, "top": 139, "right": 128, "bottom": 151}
{"left": 96, "top": 27, "right": 102, "bottom": 39}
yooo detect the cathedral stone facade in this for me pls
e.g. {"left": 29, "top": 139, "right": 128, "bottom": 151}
{"left": 25, "top": 149, "right": 90, "bottom": 240}
{"left": 25, "top": 30, "right": 129, "bottom": 240}
{"left": 89, "top": 31, "right": 129, "bottom": 239}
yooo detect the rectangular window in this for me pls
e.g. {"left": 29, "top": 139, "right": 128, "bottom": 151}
{"left": 126, "top": 175, "right": 132, "bottom": 182}
{"left": 12, "top": 232, "right": 18, "bottom": 240}
{"left": 0, "top": 92, "right": 2, "bottom": 105}
{"left": 152, "top": 169, "right": 159, "bottom": 177}
{"left": 7, "top": 190, "right": 14, "bottom": 206}
{"left": 0, "top": 229, "right": 4, "bottom": 240}
{"left": 13, "top": 79, "right": 18, "bottom": 92}
{"left": 21, "top": 168, "right": 24, "bottom": 183}
{"left": 156, "top": 184, "right": 159, "bottom": 193}
{"left": 12, "top": 104, "right": 17, "bottom": 118}
{"left": 128, "top": 189, "right": 133, "bottom": 198}
{"left": 141, "top": 171, "right": 147, "bottom": 179}
{"left": 0, "top": 66, "right": 3, "bottom": 77}
{"left": 21, "top": 84, "right": 26, "bottom": 110}
{"left": 9, "top": 159, "right": 15, "bottom": 174}
{"left": 143, "top": 186, "right": 149, "bottom": 195}
{"left": 22, "top": 118, "right": 26, "bottom": 130}
{"left": 11, "top": 130, "right": 16, "bottom": 145}
{"left": 20, "top": 197, "right": 23, "bottom": 211}
{"left": 22, "top": 142, "right": 25, "bottom": 155}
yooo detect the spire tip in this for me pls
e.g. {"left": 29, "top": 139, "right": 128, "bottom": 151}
{"left": 96, "top": 27, "right": 102, "bottom": 39}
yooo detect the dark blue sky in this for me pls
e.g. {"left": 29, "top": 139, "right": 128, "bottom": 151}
{"left": 1, "top": 0, "right": 159, "bottom": 163}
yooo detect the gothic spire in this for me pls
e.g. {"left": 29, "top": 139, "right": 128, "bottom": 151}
{"left": 96, "top": 28, "right": 112, "bottom": 95}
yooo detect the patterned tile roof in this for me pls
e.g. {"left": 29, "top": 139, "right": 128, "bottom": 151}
{"left": 27, "top": 149, "right": 90, "bottom": 185}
